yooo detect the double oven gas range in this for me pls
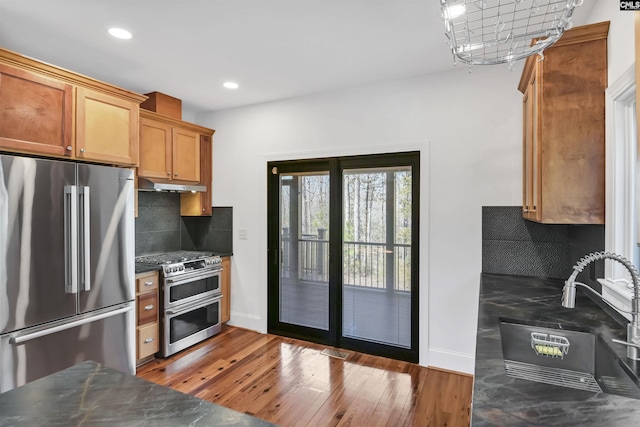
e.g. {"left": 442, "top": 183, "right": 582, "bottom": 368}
{"left": 135, "top": 251, "right": 223, "bottom": 357}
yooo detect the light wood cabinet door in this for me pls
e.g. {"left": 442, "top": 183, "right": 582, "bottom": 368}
{"left": 137, "top": 323, "right": 159, "bottom": 360}
{"left": 522, "top": 71, "right": 540, "bottom": 222}
{"left": 76, "top": 87, "right": 139, "bottom": 166}
{"left": 221, "top": 257, "right": 231, "bottom": 323}
{"left": 136, "top": 271, "right": 159, "bottom": 293}
{"left": 0, "top": 63, "right": 73, "bottom": 157}
{"left": 172, "top": 126, "right": 200, "bottom": 182}
{"left": 137, "top": 292, "right": 158, "bottom": 326}
{"left": 139, "top": 117, "right": 172, "bottom": 179}
{"left": 517, "top": 21, "right": 608, "bottom": 224}
{"left": 180, "top": 134, "right": 213, "bottom": 216}
{"left": 135, "top": 270, "right": 159, "bottom": 364}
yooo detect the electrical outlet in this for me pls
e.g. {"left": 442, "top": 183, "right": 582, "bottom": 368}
{"left": 239, "top": 229, "right": 248, "bottom": 240}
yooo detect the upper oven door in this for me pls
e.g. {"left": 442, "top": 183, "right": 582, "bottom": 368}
{"left": 164, "top": 269, "right": 221, "bottom": 309}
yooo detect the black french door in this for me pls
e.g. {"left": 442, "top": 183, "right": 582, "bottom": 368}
{"left": 267, "top": 152, "right": 419, "bottom": 362}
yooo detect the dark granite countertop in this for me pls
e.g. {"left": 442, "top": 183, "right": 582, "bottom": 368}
{"left": 213, "top": 252, "right": 233, "bottom": 258}
{"left": 135, "top": 263, "right": 163, "bottom": 274}
{"left": 473, "top": 274, "right": 640, "bottom": 426}
{"left": 0, "top": 360, "right": 277, "bottom": 427}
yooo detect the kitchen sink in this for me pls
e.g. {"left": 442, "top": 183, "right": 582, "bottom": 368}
{"left": 499, "top": 317, "right": 640, "bottom": 400}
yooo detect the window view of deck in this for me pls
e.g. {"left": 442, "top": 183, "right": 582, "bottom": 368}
{"left": 279, "top": 167, "right": 412, "bottom": 348}
{"left": 342, "top": 167, "right": 412, "bottom": 348}
{"left": 279, "top": 172, "right": 330, "bottom": 330}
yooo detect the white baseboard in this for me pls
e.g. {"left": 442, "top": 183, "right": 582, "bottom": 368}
{"left": 428, "top": 347, "right": 475, "bottom": 375}
{"left": 227, "top": 311, "right": 266, "bottom": 333}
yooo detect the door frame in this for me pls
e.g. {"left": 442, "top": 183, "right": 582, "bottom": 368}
{"left": 267, "top": 152, "right": 420, "bottom": 363}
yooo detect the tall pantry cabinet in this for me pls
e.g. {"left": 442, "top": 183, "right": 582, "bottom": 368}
{"left": 519, "top": 21, "right": 609, "bottom": 224}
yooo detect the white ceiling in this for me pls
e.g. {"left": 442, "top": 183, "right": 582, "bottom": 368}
{"left": 0, "top": 0, "right": 595, "bottom": 115}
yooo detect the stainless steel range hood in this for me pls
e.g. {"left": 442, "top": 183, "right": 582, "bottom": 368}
{"left": 137, "top": 177, "right": 206, "bottom": 193}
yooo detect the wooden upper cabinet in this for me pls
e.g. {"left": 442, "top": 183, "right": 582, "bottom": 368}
{"left": 518, "top": 21, "right": 609, "bottom": 224}
{"left": 138, "top": 109, "right": 212, "bottom": 186}
{"left": 0, "top": 62, "right": 73, "bottom": 157}
{"left": 139, "top": 116, "right": 172, "bottom": 179}
{"left": 0, "top": 47, "right": 146, "bottom": 165}
{"left": 172, "top": 126, "right": 200, "bottom": 182}
{"left": 522, "top": 72, "right": 539, "bottom": 222}
{"left": 76, "top": 87, "right": 140, "bottom": 166}
{"left": 181, "top": 134, "right": 213, "bottom": 216}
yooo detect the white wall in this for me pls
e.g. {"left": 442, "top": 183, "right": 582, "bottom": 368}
{"left": 197, "top": 65, "right": 522, "bottom": 374}
{"left": 585, "top": 2, "right": 635, "bottom": 85}
{"left": 196, "top": 9, "right": 634, "bottom": 374}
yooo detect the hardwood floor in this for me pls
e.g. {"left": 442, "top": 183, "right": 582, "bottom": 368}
{"left": 136, "top": 326, "right": 473, "bottom": 427}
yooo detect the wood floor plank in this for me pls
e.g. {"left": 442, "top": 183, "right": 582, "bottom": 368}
{"left": 362, "top": 368, "right": 414, "bottom": 427}
{"left": 198, "top": 338, "right": 291, "bottom": 408}
{"left": 136, "top": 326, "right": 473, "bottom": 427}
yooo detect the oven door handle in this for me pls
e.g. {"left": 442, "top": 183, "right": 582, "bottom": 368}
{"left": 164, "top": 268, "right": 222, "bottom": 285}
{"left": 165, "top": 295, "right": 222, "bottom": 316}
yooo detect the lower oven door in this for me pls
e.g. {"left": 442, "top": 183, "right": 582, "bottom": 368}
{"left": 163, "top": 295, "right": 222, "bottom": 357}
{"left": 164, "top": 269, "right": 221, "bottom": 309}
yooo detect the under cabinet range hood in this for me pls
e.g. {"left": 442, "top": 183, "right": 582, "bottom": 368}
{"left": 137, "top": 177, "right": 206, "bottom": 193}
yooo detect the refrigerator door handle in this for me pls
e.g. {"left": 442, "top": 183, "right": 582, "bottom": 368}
{"left": 80, "top": 185, "right": 91, "bottom": 292}
{"left": 64, "top": 185, "right": 78, "bottom": 294}
{"left": 9, "top": 305, "right": 133, "bottom": 345}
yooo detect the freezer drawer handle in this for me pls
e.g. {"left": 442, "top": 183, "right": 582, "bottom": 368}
{"left": 9, "top": 306, "right": 132, "bottom": 345}
{"left": 144, "top": 305, "right": 154, "bottom": 311}
{"left": 144, "top": 281, "right": 154, "bottom": 286}
{"left": 64, "top": 185, "right": 78, "bottom": 294}
{"left": 144, "top": 338, "right": 154, "bottom": 344}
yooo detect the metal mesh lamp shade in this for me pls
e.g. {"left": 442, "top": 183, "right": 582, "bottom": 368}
{"left": 440, "top": 0, "right": 584, "bottom": 66}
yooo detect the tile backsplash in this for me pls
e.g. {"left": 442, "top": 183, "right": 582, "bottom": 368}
{"left": 181, "top": 207, "right": 233, "bottom": 255}
{"left": 135, "top": 191, "right": 233, "bottom": 256}
{"left": 135, "top": 192, "right": 181, "bottom": 255}
{"left": 482, "top": 206, "right": 604, "bottom": 280}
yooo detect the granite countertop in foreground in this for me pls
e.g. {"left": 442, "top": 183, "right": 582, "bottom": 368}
{"left": 473, "top": 274, "right": 640, "bottom": 426}
{"left": 0, "top": 360, "right": 277, "bottom": 427}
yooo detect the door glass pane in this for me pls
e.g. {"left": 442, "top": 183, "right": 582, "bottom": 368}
{"left": 342, "top": 167, "right": 412, "bottom": 348}
{"left": 279, "top": 172, "right": 330, "bottom": 330}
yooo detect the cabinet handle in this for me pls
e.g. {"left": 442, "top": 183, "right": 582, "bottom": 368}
{"left": 174, "top": 173, "right": 178, "bottom": 177}
{"left": 66, "top": 146, "right": 72, "bottom": 151}
{"left": 202, "top": 208, "right": 205, "bottom": 212}
{"left": 144, "top": 337, "right": 154, "bottom": 343}
{"left": 167, "top": 172, "right": 171, "bottom": 176}
{"left": 144, "top": 304, "right": 154, "bottom": 311}
{"left": 144, "top": 281, "right": 154, "bottom": 286}
{"left": 80, "top": 148, "right": 85, "bottom": 153}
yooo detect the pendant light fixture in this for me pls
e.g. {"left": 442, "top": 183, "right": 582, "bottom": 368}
{"left": 440, "top": 0, "right": 584, "bottom": 67}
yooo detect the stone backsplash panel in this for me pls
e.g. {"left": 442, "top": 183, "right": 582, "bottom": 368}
{"left": 482, "top": 206, "right": 603, "bottom": 280}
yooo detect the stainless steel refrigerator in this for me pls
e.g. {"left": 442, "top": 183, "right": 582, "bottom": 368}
{"left": 0, "top": 154, "right": 135, "bottom": 393}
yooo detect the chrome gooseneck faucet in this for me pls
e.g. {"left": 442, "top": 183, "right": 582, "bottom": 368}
{"left": 562, "top": 251, "right": 640, "bottom": 361}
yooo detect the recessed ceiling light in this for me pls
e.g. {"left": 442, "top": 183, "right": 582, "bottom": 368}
{"left": 223, "top": 82, "right": 239, "bottom": 89}
{"left": 108, "top": 28, "right": 132, "bottom": 40}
